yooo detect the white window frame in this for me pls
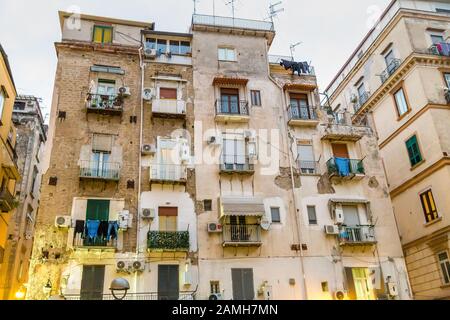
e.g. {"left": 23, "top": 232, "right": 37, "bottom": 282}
{"left": 0, "top": 88, "right": 5, "bottom": 123}
{"left": 438, "top": 251, "right": 450, "bottom": 285}
{"left": 394, "top": 88, "right": 409, "bottom": 116}
{"left": 218, "top": 47, "right": 236, "bottom": 62}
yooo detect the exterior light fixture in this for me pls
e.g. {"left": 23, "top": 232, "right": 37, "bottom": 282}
{"left": 43, "top": 279, "right": 52, "bottom": 296}
{"left": 109, "top": 278, "right": 130, "bottom": 300}
{"left": 15, "top": 289, "right": 26, "bottom": 300}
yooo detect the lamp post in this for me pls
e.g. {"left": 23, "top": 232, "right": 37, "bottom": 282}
{"left": 110, "top": 278, "right": 130, "bottom": 300}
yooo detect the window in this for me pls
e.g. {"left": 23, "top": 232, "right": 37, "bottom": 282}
{"left": 14, "top": 101, "right": 26, "bottom": 111}
{"left": 218, "top": 47, "right": 236, "bottom": 61}
{"left": 223, "top": 133, "right": 246, "bottom": 168}
{"left": 271, "top": 207, "right": 281, "bottom": 223}
{"left": 290, "top": 93, "right": 312, "bottom": 120}
{"left": 157, "top": 39, "right": 167, "bottom": 54}
{"left": 159, "top": 88, "right": 177, "bottom": 100}
{"left": 394, "top": 88, "right": 409, "bottom": 117}
{"left": 159, "top": 207, "right": 178, "bottom": 232}
{"left": 420, "top": 190, "right": 438, "bottom": 223}
{"left": 251, "top": 90, "right": 261, "bottom": 106}
{"left": 93, "top": 25, "right": 113, "bottom": 44}
{"left": 146, "top": 38, "right": 156, "bottom": 49}
{"left": 210, "top": 281, "right": 220, "bottom": 294}
{"left": 31, "top": 166, "right": 38, "bottom": 195}
{"left": 406, "top": 135, "right": 423, "bottom": 167}
{"left": 0, "top": 88, "right": 5, "bottom": 122}
{"left": 180, "top": 41, "right": 191, "bottom": 55}
{"left": 385, "top": 50, "right": 395, "bottom": 67}
{"left": 203, "top": 200, "right": 212, "bottom": 212}
{"left": 220, "top": 88, "right": 240, "bottom": 114}
{"left": 169, "top": 40, "right": 191, "bottom": 55}
{"left": 86, "top": 199, "right": 110, "bottom": 221}
{"left": 444, "top": 73, "right": 450, "bottom": 88}
{"left": 307, "top": 206, "right": 317, "bottom": 225}
{"left": 297, "top": 144, "right": 316, "bottom": 174}
{"left": 357, "top": 83, "right": 366, "bottom": 99}
{"left": 438, "top": 251, "right": 450, "bottom": 284}
{"left": 431, "top": 34, "right": 445, "bottom": 45}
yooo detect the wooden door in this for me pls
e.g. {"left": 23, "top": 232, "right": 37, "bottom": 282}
{"left": 332, "top": 143, "right": 349, "bottom": 158}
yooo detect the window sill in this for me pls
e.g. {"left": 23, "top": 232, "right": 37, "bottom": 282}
{"left": 218, "top": 59, "right": 237, "bottom": 63}
{"left": 424, "top": 217, "right": 442, "bottom": 228}
{"left": 410, "top": 159, "right": 426, "bottom": 171}
{"left": 397, "top": 109, "right": 412, "bottom": 122}
{"left": 440, "top": 283, "right": 450, "bottom": 289}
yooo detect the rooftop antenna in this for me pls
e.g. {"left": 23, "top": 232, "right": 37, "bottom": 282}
{"left": 267, "top": 1, "right": 284, "bottom": 23}
{"left": 224, "top": 0, "right": 237, "bottom": 19}
{"left": 193, "top": 0, "right": 199, "bottom": 14}
{"left": 290, "top": 42, "right": 302, "bottom": 61}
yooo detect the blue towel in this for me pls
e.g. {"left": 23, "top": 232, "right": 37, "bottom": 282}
{"left": 335, "top": 157, "right": 350, "bottom": 176}
{"left": 86, "top": 220, "right": 101, "bottom": 240}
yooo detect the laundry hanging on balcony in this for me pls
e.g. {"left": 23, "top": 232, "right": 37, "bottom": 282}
{"left": 335, "top": 157, "right": 350, "bottom": 176}
{"left": 437, "top": 42, "right": 450, "bottom": 56}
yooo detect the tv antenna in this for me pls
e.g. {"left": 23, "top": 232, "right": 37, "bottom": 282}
{"left": 193, "top": 0, "right": 199, "bottom": 14}
{"left": 267, "top": 1, "right": 284, "bottom": 23}
{"left": 290, "top": 42, "right": 302, "bottom": 61}
{"left": 224, "top": 0, "right": 237, "bottom": 19}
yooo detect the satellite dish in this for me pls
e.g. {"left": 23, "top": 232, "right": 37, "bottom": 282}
{"left": 260, "top": 217, "right": 271, "bottom": 231}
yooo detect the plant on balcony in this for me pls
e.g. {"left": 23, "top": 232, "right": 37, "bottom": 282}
{"left": 147, "top": 231, "right": 190, "bottom": 251}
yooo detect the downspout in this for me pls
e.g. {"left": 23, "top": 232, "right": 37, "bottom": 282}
{"left": 266, "top": 54, "right": 308, "bottom": 300}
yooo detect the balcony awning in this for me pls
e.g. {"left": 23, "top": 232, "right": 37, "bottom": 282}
{"left": 283, "top": 83, "right": 317, "bottom": 91}
{"left": 329, "top": 198, "right": 369, "bottom": 205}
{"left": 213, "top": 77, "right": 249, "bottom": 86}
{"left": 219, "top": 197, "right": 265, "bottom": 217}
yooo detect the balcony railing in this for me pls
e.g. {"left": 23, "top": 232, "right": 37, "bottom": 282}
{"left": 0, "top": 188, "right": 17, "bottom": 212}
{"left": 326, "top": 157, "right": 365, "bottom": 178}
{"left": 215, "top": 100, "right": 249, "bottom": 117}
{"left": 79, "top": 161, "right": 121, "bottom": 181}
{"left": 147, "top": 231, "right": 190, "bottom": 251}
{"left": 223, "top": 224, "right": 262, "bottom": 246}
{"left": 298, "top": 160, "right": 320, "bottom": 175}
{"left": 339, "top": 225, "right": 376, "bottom": 245}
{"left": 64, "top": 292, "right": 196, "bottom": 301}
{"left": 429, "top": 42, "right": 450, "bottom": 57}
{"left": 152, "top": 99, "right": 186, "bottom": 116}
{"left": 150, "top": 164, "right": 187, "bottom": 183}
{"left": 192, "top": 14, "right": 274, "bottom": 32}
{"left": 288, "top": 105, "right": 318, "bottom": 121}
{"left": 380, "top": 59, "right": 401, "bottom": 84}
{"left": 353, "top": 91, "right": 371, "bottom": 113}
{"left": 85, "top": 93, "right": 124, "bottom": 115}
{"left": 220, "top": 156, "right": 255, "bottom": 174}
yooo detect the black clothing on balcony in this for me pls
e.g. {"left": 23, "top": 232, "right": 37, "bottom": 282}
{"left": 98, "top": 221, "right": 109, "bottom": 240}
{"left": 75, "top": 220, "right": 85, "bottom": 235}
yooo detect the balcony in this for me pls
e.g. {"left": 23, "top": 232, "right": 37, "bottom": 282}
{"left": 220, "top": 156, "right": 255, "bottom": 175}
{"left": 192, "top": 14, "right": 274, "bottom": 32}
{"left": 326, "top": 157, "right": 365, "bottom": 181}
{"left": 85, "top": 93, "right": 124, "bottom": 116}
{"left": 150, "top": 164, "right": 187, "bottom": 185}
{"left": 79, "top": 161, "right": 121, "bottom": 181}
{"left": 339, "top": 225, "right": 377, "bottom": 246}
{"left": 380, "top": 59, "right": 401, "bottom": 84}
{"left": 428, "top": 43, "right": 450, "bottom": 57}
{"left": 287, "top": 105, "right": 319, "bottom": 127}
{"left": 215, "top": 100, "right": 250, "bottom": 123}
{"left": 321, "top": 123, "right": 365, "bottom": 142}
{"left": 64, "top": 292, "right": 196, "bottom": 301}
{"left": 353, "top": 91, "right": 371, "bottom": 113}
{"left": 222, "top": 224, "right": 262, "bottom": 247}
{"left": 147, "top": 231, "right": 190, "bottom": 252}
{"left": 152, "top": 99, "right": 186, "bottom": 119}
{"left": 298, "top": 160, "right": 320, "bottom": 175}
{"left": 0, "top": 188, "right": 17, "bottom": 213}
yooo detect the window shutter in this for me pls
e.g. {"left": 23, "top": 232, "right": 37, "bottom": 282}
{"left": 344, "top": 267, "right": 357, "bottom": 300}
{"left": 160, "top": 88, "right": 177, "bottom": 100}
{"left": 92, "top": 134, "right": 113, "bottom": 152}
{"left": 86, "top": 200, "right": 110, "bottom": 221}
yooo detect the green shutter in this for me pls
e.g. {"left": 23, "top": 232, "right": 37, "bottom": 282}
{"left": 86, "top": 200, "right": 110, "bottom": 221}
{"left": 406, "top": 136, "right": 422, "bottom": 167}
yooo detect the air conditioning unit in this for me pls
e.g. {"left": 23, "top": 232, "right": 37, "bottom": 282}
{"left": 118, "top": 210, "right": 131, "bottom": 230}
{"left": 131, "top": 260, "right": 145, "bottom": 273}
{"left": 141, "top": 208, "right": 155, "bottom": 219}
{"left": 116, "top": 261, "right": 129, "bottom": 273}
{"left": 334, "top": 204, "right": 345, "bottom": 225}
{"left": 334, "top": 290, "right": 347, "bottom": 300}
{"left": 55, "top": 216, "right": 71, "bottom": 228}
{"left": 25, "top": 233, "right": 33, "bottom": 240}
{"left": 324, "top": 225, "right": 340, "bottom": 235}
{"left": 118, "top": 87, "right": 131, "bottom": 97}
{"left": 144, "top": 47, "right": 157, "bottom": 59}
{"left": 142, "top": 88, "right": 155, "bottom": 101}
{"left": 142, "top": 144, "right": 156, "bottom": 155}
{"left": 387, "top": 282, "right": 399, "bottom": 297}
{"left": 209, "top": 293, "right": 224, "bottom": 300}
{"left": 208, "top": 223, "right": 223, "bottom": 233}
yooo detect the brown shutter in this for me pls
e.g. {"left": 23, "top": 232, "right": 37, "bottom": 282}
{"left": 220, "top": 88, "right": 239, "bottom": 95}
{"left": 159, "top": 207, "right": 178, "bottom": 217}
{"left": 92, "top": 134, "right": 113, "bottom": 152}
{"left": 332, "top": 143, "right": 349, "bottom": 158}
{"left": 160, "top": 88, "right": 177, "bottom": 99}
{"left": 290, "top": 93, "right": 308, "bottom": 100}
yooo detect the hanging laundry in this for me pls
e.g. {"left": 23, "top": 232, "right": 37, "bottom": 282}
{"left": 107, "top": 221, "right": 119, "bottom": 241}
{"left": 335, "top": 157, "right": 350, "bottom": 176}
{"left": 439, "top": 42, "right": 450, "bottom": 56}
{"left": 98, "top": 221, "right": 109, "bottom": 241}
{"left": 86, "top": 220, "right": 101, "bottom": 241}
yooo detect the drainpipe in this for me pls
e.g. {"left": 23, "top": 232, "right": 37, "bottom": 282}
{"left": 266, "top": 55, "right": 308, "bottom": 300}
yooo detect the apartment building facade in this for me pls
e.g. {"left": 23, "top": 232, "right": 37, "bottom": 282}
{"left": 0, "top": 44, "right": 21, "bottom": 299}
{"left": 0, "top": 96, "right": 47, "bottom": 300}
{"left": 325, "top": 0, "right": 450, "bottom": 300}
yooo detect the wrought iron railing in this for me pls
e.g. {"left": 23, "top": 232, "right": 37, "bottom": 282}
{"left": 380, "top": 59, "right": 401, "bottom": 84}
{"left": 147, "top": 231, "right": 190, "bottom": 251}
{"left": 73, "top": 222, "right": 118, "bottom": 248}
{"left": 0, "top": 188, "right": 17, "bottom": 212}
{"left": 288, "top": 105, "right": 317, "bottom": 121}
{"left": 150, "top": 164, "right": 187, "bottom": 182}
{"left": 353, "top": 91, "right": 371, "bottom": 112}
{"left": 152, "top": 99, "right": 186, "bottom": 115}
{"left": 79, "top": 161, "right": 121, "bottom": 180}
{"left": 85, "top": 93, "right": 124, "bottom": 111}
{"left": 64, "top": 292, "right": 196, "bottom": 301}
{"left": 220, "top": 156, "right": 255, "bottom": 173}
{"left": 222, "top": 224, "right": 261, "bottom": 243}
{"left": 339, "top": 225, "right": 376, "bottom": 244}
{"left": 428, "top": 42, "right": 450, "bottom": 56}
{"left": 192, "top": 14, "right": 274, "bottom": 32}
{"left": 215, "top": 100, "right": 249, "bottom": 117}
{"left": 326, "top": 157, "right": 365, "bottom": 177}
{"left": 298, "top": 160, "right": 320, "bottom": 175}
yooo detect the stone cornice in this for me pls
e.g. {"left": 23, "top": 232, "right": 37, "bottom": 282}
{"left": 55, "top": 41, "right": 140, "bottom": 56}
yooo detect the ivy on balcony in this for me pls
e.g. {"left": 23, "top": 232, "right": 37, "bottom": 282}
{"left": 147, "top": 231, "right": 190, "bottom": 251}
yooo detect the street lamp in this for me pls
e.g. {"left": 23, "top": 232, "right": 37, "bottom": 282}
{"left": 43, "top": 279, "right": 52, "bottom": 297}
{"left": 109, "top": 278, "right": 130, "bottom": 300}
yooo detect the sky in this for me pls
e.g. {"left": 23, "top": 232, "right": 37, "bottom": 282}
{"left": 0, "top": 0, "right": 391, "bottom": 121}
